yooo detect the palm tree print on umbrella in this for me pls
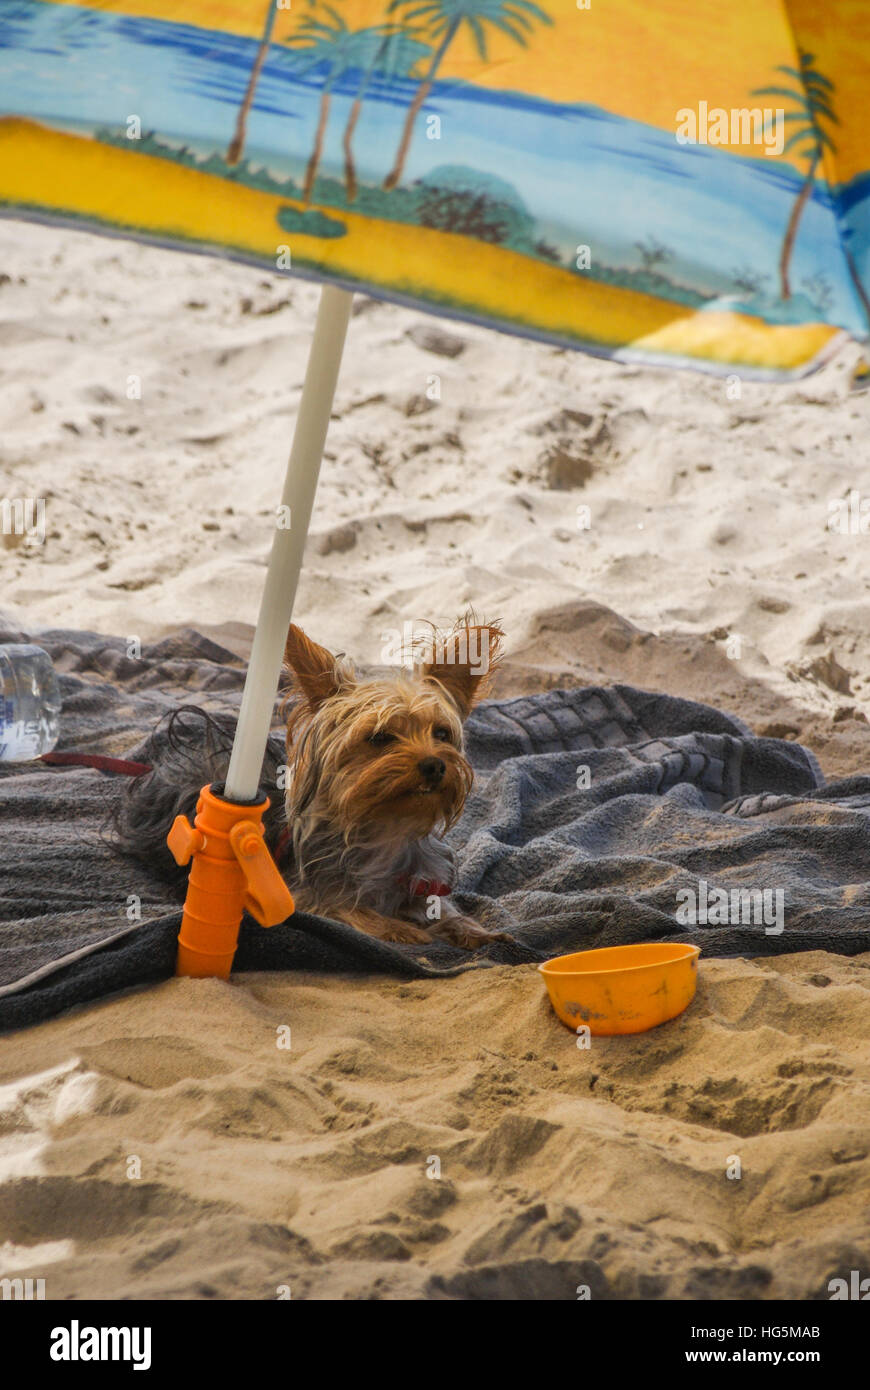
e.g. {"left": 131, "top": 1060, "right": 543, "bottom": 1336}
{"left": 753, "top": 51, "right": 837, "bottom": 300}
{"left": 227, "top": 0, "right": 280, "bottom": 166}
{"left": 382, "top": 0, "right": 552, "bottom": 192}
{"left": 295, "top": 7, "right": 387, "bottom": 204}
{"left": 343, "top": 30, "right": 432, "bottom": 200}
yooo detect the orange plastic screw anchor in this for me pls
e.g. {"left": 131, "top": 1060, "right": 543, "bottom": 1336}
{"left": 167, "top": 783, "right": 294, "bottom": 979}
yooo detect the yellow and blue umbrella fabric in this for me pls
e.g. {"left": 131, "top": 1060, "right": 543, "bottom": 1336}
{"left": 1, "top": 0, "right": 868, "bottom": 378}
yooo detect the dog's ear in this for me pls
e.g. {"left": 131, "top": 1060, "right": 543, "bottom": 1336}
{"left": 284, "top": 624, "right": 352, "bottom": 710}
{"left": 422, "top": 623, "right": 503, "bottom": 719}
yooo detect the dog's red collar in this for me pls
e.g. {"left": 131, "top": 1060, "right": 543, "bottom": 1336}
{"left": 399, "top": 876, "right": 451, "bottom": 897}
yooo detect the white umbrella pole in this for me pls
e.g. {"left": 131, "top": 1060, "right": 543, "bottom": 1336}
{"left": 224, "top": 283, "right": 353, "bottom": 803}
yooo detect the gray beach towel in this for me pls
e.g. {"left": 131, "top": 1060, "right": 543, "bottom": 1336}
{"left": 1, "top": 625, "right": 868, "bottom": 1032}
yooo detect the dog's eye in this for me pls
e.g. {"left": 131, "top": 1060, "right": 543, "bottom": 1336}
{"left": 368, "top": 729, "right": 396, "bottom": 747}
{"left": 433, "top": 726, "right": 452, "bottom": 742}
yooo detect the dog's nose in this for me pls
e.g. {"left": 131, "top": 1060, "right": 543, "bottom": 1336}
{"left": 418, "top": 756, "right": 446, "bottom": 785}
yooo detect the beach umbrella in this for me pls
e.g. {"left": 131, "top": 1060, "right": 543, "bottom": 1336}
{"left": 1, "top": 0, "right": 868, "bottom": 974}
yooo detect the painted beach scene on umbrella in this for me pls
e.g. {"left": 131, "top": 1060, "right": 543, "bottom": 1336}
{"left": 1, "top": 0, "right": 869, "bottom": 370}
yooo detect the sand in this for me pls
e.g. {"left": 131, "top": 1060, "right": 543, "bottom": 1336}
{"left": 1, "top": 218, "right": 869, "bottom": 1299}
{"left": 2, "top": 956, "right": 869, "bottom": 1300}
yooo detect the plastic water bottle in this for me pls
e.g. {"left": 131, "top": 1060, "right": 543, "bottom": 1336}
{"left": 0, "top": 644, "right": 62, "bottom": 760}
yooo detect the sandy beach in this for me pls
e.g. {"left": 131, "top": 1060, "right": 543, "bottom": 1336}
{"left": 3, "top": 952, "right": 870, "bottom": 1301}
{"left": 1, "top": 219, "right": 870, "bottom": 1300}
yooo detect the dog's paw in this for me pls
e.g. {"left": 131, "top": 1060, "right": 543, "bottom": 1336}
{"left": 434, "top": 914, "right": 510, "bottom": 950}
{"left": 379, "top": 920, "right": 433, "bottom": 945}
{"left": 345, "top": 908, "right": 432, "bottom": 945}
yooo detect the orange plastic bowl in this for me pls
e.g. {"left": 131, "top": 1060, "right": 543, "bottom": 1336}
{"left": 539, "top": 942, "right": 701, "bottom": 1036}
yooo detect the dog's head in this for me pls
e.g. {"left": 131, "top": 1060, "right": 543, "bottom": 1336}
{"left": 282, "top": 620, "right": 503, "bottom": 844}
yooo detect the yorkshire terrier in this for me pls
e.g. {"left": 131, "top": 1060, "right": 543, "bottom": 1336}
{"left": 278, "top": 620, "right": 506, "bottom": 949}
{"left": 117, "top": 619, "right": 507, "bottom": 951}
